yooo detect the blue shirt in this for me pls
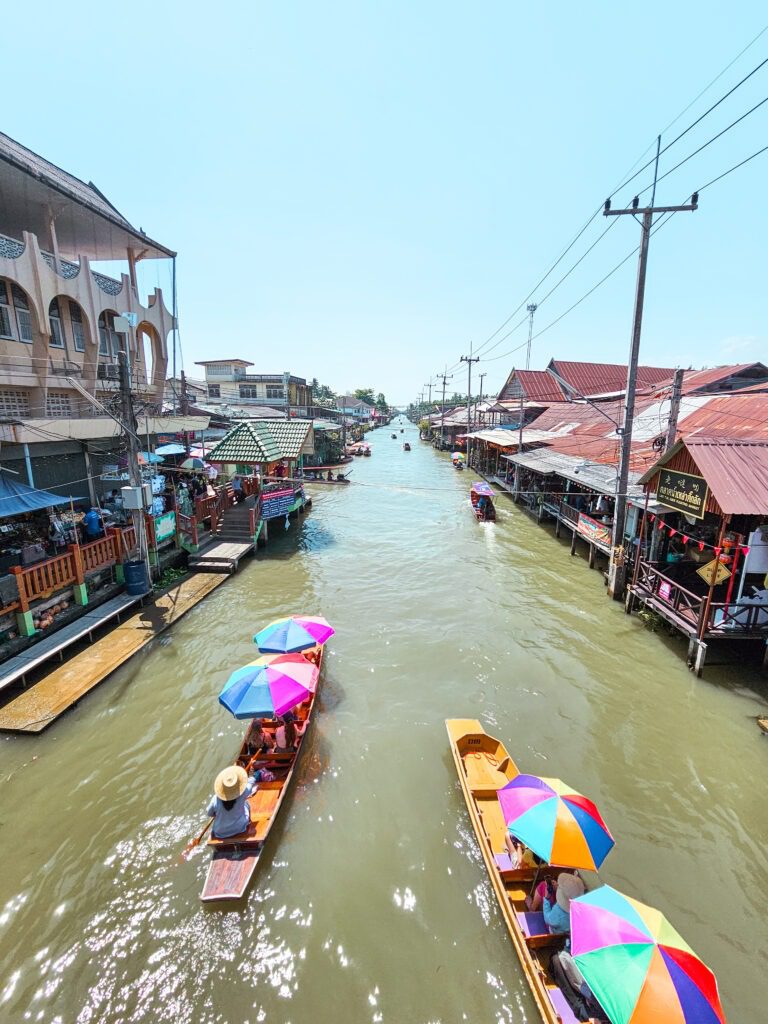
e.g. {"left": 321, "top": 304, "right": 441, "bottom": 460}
{"left": 83, "top": 509, "right": 102, "bottom": 536}
{"left": 543, "top": 897, "right": 571, "bottom": 934}
{"left": 206, "top": 775, "right": 259, "bottom": 838}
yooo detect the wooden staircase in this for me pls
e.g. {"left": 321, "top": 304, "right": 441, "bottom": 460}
{"left": 188, "top": 497, "right": 257, "bottom": 574}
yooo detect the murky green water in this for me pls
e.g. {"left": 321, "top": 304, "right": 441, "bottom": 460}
{"left": 1, "top": 419, "right": 766, "bottom": 1023}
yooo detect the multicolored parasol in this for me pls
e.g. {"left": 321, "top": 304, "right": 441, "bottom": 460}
{"left": 218, "top": 653, "right": 319, "bottom": 719}
{"left": 253, "top": 615, "right": 335, "bottom": 653}
{"left": 496, "top": 774, "right": 615, "bottom": 870}
{"left": 451, "top": 452, "right": 465, "bottom": 461}
{"left": 180, "top": 457, "right": 207, "bottom": 471}
{"left": 571, "top": 885, "right": 727, "bottom": 1024}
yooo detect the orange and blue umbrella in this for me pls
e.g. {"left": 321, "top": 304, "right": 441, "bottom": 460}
{"left": 254, "top": 615, "right": 335, "bottom": 653}
{"left": 219, "top": 654, "right": 319, "bottom": 719}
{"left": 571, "top": 885, "right": 726, "bottom": 1024}
{"left": 496, "top": 774, "right": 614, "bottom": 870}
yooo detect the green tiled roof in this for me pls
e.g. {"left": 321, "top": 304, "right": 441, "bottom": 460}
{"left": 206, "top": 419, "right": 313, "bottom": 464}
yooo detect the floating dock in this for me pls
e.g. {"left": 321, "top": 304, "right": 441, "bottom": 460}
{"left": 0, "top": 573, "right": 227, "bottom": 734}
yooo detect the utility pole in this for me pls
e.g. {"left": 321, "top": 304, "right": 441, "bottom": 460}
{"left": 117, "top": 341, "right": 148, "bottom": 568}
{"left": 603, "top": 191, "right": 698, "bottom": 598}
{"left": 664, "top": 367, "right": 684, "bottom": 451}
{"left": 180, "top": 368, "right": 191, "bottom": 456}
{"left": 437, "top": 368, "right": 452, "bottom": 450}
{"left": 424, "top": 381, "right": 433, "bottom": 409}
{"left": 525, "top": 303, "right": 537, "bottom": 371}
{"left": 460, "top": 346, "right": 479, "bottom": 465}
{"left": 478, "top": 372, "right": 487, "bottom": 427}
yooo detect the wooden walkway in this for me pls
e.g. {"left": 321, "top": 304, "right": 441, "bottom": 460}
{"left": 188, "top": 539, "right": 254, "bottom": 574}
{"left": 0, "top": 574, "right": 227, "bottom": 734}
{"left": 0, "top": 592, "right": 143, "bottom": 693}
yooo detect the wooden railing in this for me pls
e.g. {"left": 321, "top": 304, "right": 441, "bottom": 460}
{"left": 176, "top": 512, "right": 199, "bottom": 546}
{"left": 559, "top": 501, "right": 580, "bottom": 525}
{"left": 633, "top": 561, "right": 704, "bottom": 627}
{"left": 8, "top": 526, "right": 137, "bottom": 612}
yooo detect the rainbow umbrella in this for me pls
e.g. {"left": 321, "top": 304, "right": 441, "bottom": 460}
{"left": 219, "top": 654, "right": 319, "bottom": 719}
{"left": 451, "top": 452, "right": 465, "bottom": 461}
{"left": 254, "top": 615, "right": 335, "bottom": 653}
{"left": 571, "top": 886, "right": 726, "bottom": 1024}
{"left": 496, "top": 774, "right": 615, "bottom": 870}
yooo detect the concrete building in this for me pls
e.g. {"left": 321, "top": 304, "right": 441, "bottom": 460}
{"left": 193, "top": 360, "right": 312, "bottom": 415}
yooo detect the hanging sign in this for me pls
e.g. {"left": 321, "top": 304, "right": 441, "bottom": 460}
{"left": 657, "top": 470, "right": 708, "bottom": 519}
{"left": 577, "top": 513, "right": 612, "bottom": 550}
{"left": 153, "top": 511, "right": 177, "bottom": 543}
{"left": 696, "top": 558, "right": 731, "bottom": 587}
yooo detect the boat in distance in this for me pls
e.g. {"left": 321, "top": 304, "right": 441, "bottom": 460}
{"left": 200, "top": 648, "right": 322, "bottom": 902}
{"left": 445, "top": 719, "right": 593, "bottom": 1024}
{"left": 403, "top": 442, "right": 411, "bottom": 451}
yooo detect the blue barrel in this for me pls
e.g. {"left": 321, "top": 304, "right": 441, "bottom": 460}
{"left": 124, "top": 560, "right": 150, "bottom": 596}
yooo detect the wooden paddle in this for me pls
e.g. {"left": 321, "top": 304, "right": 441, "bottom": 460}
{"left": 180, "top": 817, "right": 213, "bottom": 861}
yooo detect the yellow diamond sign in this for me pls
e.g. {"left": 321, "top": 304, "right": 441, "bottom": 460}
{"left": 697, "top": 558, "right": 731, "bottom": 587}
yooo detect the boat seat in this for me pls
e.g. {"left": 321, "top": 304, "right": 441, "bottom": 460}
{"left": 493, "top": 853, "right": 534, "bottom": 881}
{"left": 547, "top": 987, "right": 581, "bottom": 1024}
{"left": 516, "top": 911, "right": 547, "bottom": 938}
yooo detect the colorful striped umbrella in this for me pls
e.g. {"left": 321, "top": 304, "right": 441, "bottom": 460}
{"left": 571, "top": 886, "right": 726, "bottom": 1024}
{"left": 496, "top": 774, "right": 615, "bottom": 870}
{"left": 219, "top": 654, "right": 319, "bottom": 719}
{"left": 254, "top": 615, "right": 335, "bottom": 653}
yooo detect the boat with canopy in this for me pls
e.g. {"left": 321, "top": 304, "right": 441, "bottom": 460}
{"left": 470, "top": 481, "right": 496, "bottom": 521}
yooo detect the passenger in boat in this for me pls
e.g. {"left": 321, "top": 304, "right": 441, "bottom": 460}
{"left": 541, "top": 872, "right": 585, "bottom": 935}
{"left": 503, "top": 833, "right": 538, "bottom": 869}
{"left": 247, "top": 720, "right": 275, "bottom": 757}
{"left": 550, "top": 950, "right": 609, "bottom": 1023}
{"left": 326, "top": 470, "right": 334, "bottom": 481}
{"left": 206, "top": 765, "right": 274, "bottom": 839}
{"left": 274, "top": 716, "right": 298, "bottom": 752}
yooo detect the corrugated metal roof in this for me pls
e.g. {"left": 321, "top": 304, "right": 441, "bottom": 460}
{"left": 548, "top": 359, "right": 675, "bottom": 397}
{"left": 503, "top": 449, "right": 644, "bottom": 496}
{"left": 674, "top": 363, "right": 768, "bottom": 395}
{"left": 206, "top": 419, "right": 313, "bottom": 464}
{"left": 639, "top": 438, "right": 768, "bottom": 515}
{"left": 499, "top": 369, "right": 567, "bottom": 403}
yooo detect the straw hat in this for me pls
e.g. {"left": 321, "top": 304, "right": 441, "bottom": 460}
{"left": 556, "top": 872, "right": 586, "bottom": 911}
{"left": 214, "top": 765, "right": 248, "bottom": 801}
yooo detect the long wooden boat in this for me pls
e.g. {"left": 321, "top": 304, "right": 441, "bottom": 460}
{"left": 200, "top": 648, "right": 323, "bottom": 902}
{"left": 446, "top": 719, "right": 592, "bottom": 1024}
{"left": 470, "top": 481, "right": 496, "bottom": 521}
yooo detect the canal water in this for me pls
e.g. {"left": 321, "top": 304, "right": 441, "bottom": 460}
{"left": 1, "top": 420, "right": 766, "bottom": 1024}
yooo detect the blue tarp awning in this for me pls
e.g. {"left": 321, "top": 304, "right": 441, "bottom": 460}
{"left": 0, "top": 474, "right": 82, "bottom": 517}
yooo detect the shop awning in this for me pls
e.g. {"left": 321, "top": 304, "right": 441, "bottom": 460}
{"left": 503, "top": 449, "right": 645, "bottom": 497}
{"left": 0, "top": 474, "right": 82, "bottom": 517}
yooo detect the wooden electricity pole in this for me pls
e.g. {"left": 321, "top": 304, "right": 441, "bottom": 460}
{"left": 460, "top": 348, "right": 479, "bottom": 464}
{"left": 603, "top": 193, "right": 698, "bottom": 597}
{"left": 437, "top": 369, "right": 452, "bottom": 449}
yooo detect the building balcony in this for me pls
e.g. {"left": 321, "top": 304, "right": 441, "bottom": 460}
{"left": 2, "top": 232, "right": 124, "bottom": 296}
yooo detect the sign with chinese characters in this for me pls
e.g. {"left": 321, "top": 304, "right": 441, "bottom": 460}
{"left": 576, "top": 513, "right": 612, "bottom": 550}
{"left": 697, "top": 558, "right": 731, "bottom": 587}
{"left": 657, "top": 470, "right": 708, "bottom": 519}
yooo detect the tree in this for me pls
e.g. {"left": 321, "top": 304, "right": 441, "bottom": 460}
{"left": 312, "top": 380, "right": 337, "bottom": 407}
{"left": 354, "top": 388, "right": 375, "bottom": 404}
{"left": 375, "top": 392, "right": 388, "bottom": 412}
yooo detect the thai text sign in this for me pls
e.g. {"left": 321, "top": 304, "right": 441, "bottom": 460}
{"left": 577, "top": 513, "right": 612, "bottom": 549}
{"left": 153, "top": 511, "right": 177, "bottom": 543}
{"left": 657, "top": 470, "right": 708, "bottom": 519}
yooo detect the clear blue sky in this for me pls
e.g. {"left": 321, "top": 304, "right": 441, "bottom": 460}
{"left": 5, "top": 2, "right": 767, "bottom": 404}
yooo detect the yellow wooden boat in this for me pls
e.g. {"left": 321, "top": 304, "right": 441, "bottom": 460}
{"left": 446, "top": 719, "right": 594, "bottom": 1024}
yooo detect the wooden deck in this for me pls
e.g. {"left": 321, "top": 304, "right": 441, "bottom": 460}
{"left": 0, "top": 592, "right": 143, "bottom": 693}
{"left": 0, "top": 574, "right": 227, "bottom": 734}
{"left": 188, "top": 539, "right": 254, "bottom": 574}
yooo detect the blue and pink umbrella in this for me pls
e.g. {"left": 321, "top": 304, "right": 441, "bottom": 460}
{"left": 219, "top": 653, "right": 319, "bottom": 719}
{"left": 254, "top": 615, "right": 335, "bottom": 653}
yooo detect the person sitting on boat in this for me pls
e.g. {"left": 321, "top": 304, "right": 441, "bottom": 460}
{"left": 274, "top": 716, "right": 298, "bottom": 753}
{"left": 503, "top": 832, "right": 538, "bottom": 869}
{"left": 247, "top": 720, "right": 275, "bottom": 757}
{"left": 206, "top": 764, "right": 273, "bottom": 840}
{"left": 542, "top": 872, "right": 585, "bottom": 935}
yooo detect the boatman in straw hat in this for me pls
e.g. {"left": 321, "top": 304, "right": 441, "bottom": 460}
{"left": 542, "top": 872, "right": 586, "bottom": 936}
{"left": 206, "top": 765, "right": 273, "bottom": 840}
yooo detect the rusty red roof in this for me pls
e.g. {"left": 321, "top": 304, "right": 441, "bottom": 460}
{"left": 638, "top": 438, "right": 768, "bottom": 515}
{"left": 498, "top": 369, "right": 567, "bottom": 403}
{"left": 548, "top": 359, "right": 676, "bottom": 397}
{"left": 678, "top": 363, "right": 768, "bottom": 394}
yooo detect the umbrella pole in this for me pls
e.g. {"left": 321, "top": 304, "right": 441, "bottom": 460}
{"left": 528, "top": 863, "right": 542, "bottom": 901}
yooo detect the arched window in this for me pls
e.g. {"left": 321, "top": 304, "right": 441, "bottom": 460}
{"left": 97, "top": 311, "right": 122, "bottom": 359}
{"left": 0, "top": 280, "right": 34, "bottom": 343}
{"left": 69, "top": 301, "right": 86, "bottom": 352}
{"left": 49, "top": 299, "right": 65, "bottom": 348}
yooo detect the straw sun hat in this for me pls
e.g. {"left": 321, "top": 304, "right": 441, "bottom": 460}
{"left": 556, "top": 872, "right": 586, "bottom": 911}
{"left": 214, "top": 765, "right": 248, "bottom": 801}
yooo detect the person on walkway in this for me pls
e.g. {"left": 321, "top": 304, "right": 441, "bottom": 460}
{"left": 206, "top": 764, "right": 272, "bottom": 839}
{"left": 82, "top": 506, "right": 104, "bottom": 541}
{"left": 542, "top": 872, "right": 585, "bottom": 935}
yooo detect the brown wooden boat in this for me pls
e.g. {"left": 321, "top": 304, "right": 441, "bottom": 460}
{"left": 758, "top": 715, "right": 768, "bottom": 735}
{"left": 446, "top": 719, "right": 594, "bottom": 1024}
{"left": 200, "top": 648, "right": 322, "bottom": 903}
